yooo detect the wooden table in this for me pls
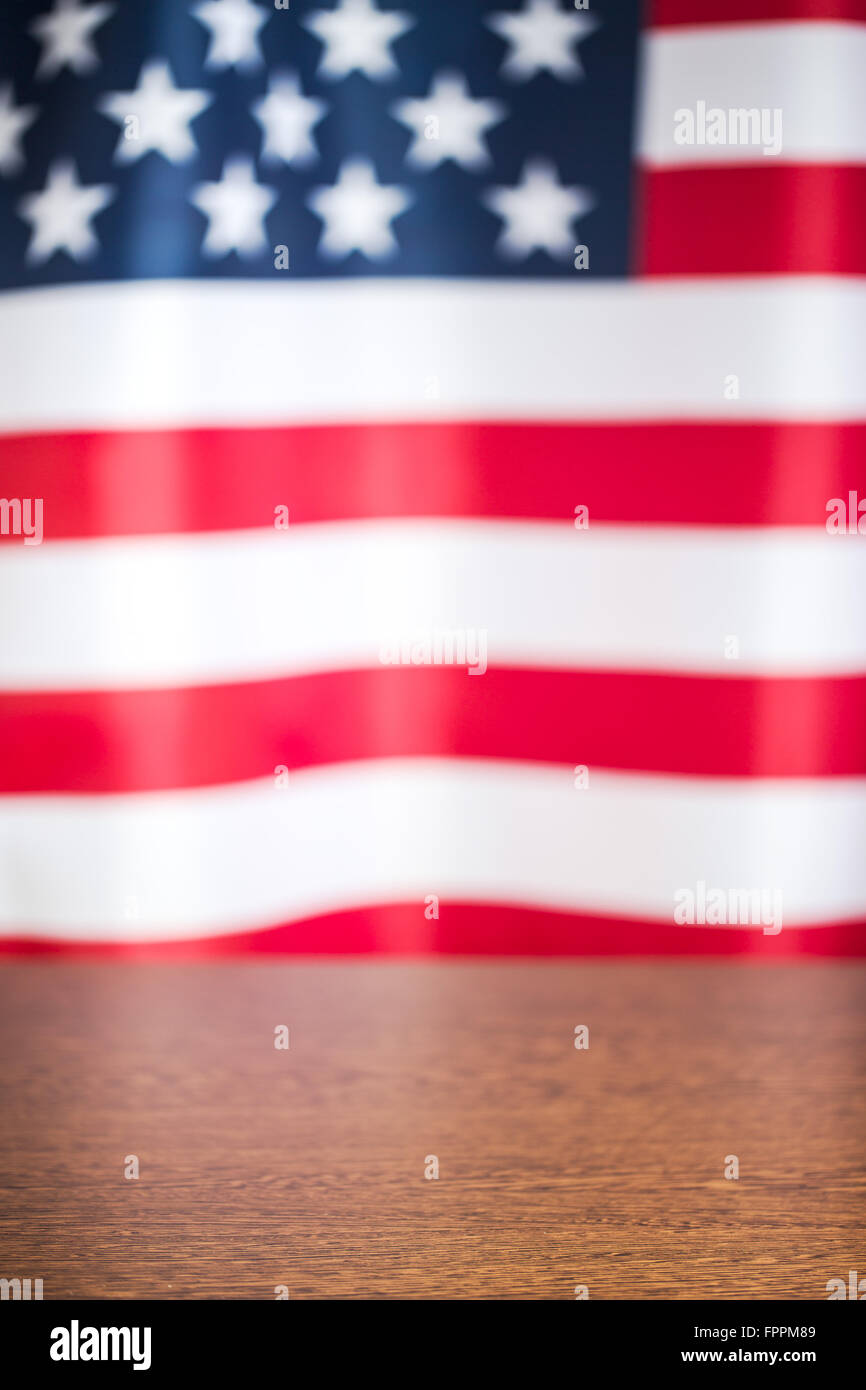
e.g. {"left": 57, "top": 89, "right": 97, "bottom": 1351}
{"left": 1, "top": 961, "right": 863, "bottom": 1300}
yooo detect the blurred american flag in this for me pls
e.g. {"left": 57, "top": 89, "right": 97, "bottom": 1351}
{"left": 0, "top": 0, "right": 864, "bottom": 955}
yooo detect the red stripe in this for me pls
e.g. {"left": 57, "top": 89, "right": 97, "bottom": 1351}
{"left": 649, "top": 1, "right": 866, "bottom": 24}
{"left": 0, "top": 902, "right": 863, "bottom": 956}
{"left": 639, "top": 166, "right": 866, "bottom": 277}
{"left": 2, "top": 421, "right": 865, "bottom": 538}
{"left": 2, "top": 667, "right": 865, "bottom": 793}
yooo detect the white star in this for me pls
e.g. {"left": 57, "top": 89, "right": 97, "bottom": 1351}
{"left": 252, "top": 72, "right": 327, "bottom": 166}
{"left": 98, "top": 60, "right": 212, "bottom": 163}
{"left": 17, "top": 158, "right": 114, "bottom": 262}
{"left": 29, "top": 0, "right": 113, "bottom": 80}
{"left": 192, "top": 0, "right": 268, "bottom": 71}
{"left": 303, "top": 0, "right": 413, "bottom": 81}
{"left": 190, "top": 155, "right": 277, "bottom": 257}
{"left": 483, "top": 158, "right": 595, "bottom": 259}
{"left": 487, "top": 0, "right": 598, "bottom": 82}
{"left": 392, "top": 71, "right": 505, "bottom": 171}
{"left": 0, "top": 84, "right": 38, "bottom": 176}
{"left": 307, "top": 157, "right": 410, "bottom": 259}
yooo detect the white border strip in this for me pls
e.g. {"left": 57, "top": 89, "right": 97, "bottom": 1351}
{"left": 1, "top": 761, "right": 863, "bottom": 938}
{"left": 3, "top": 521, "right": 865, "bottom": 688}
{"left": 638, "top": 22, "right": 866, "bottom": 166}
{"left": 1, "top": 279, "right": 865, "bottom": 429}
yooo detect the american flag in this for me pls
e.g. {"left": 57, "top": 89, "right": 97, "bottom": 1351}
{"left": 0, "top": 0, "right": 864, "bottom": 955}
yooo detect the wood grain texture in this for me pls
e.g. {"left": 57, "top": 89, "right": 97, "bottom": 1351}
{"left": 0, "top": 961, "right": 863, "bottom": 1300}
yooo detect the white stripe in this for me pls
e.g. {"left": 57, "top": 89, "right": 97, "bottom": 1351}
{"left": 2, "top": 521, "right": 865, "bottom": 689}
{"left": 1, "top": 762, "right": 863, "bottom": 938}
{"left": 1, "top": 279, "right": 865, "bottom": 428}
{"left": 639, "top": 22, "right": 866, "bottom": 165}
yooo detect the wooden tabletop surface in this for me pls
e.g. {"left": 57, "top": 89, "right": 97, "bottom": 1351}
{"left": 1, "top": 960, "right": 863, "bottom": 1300}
